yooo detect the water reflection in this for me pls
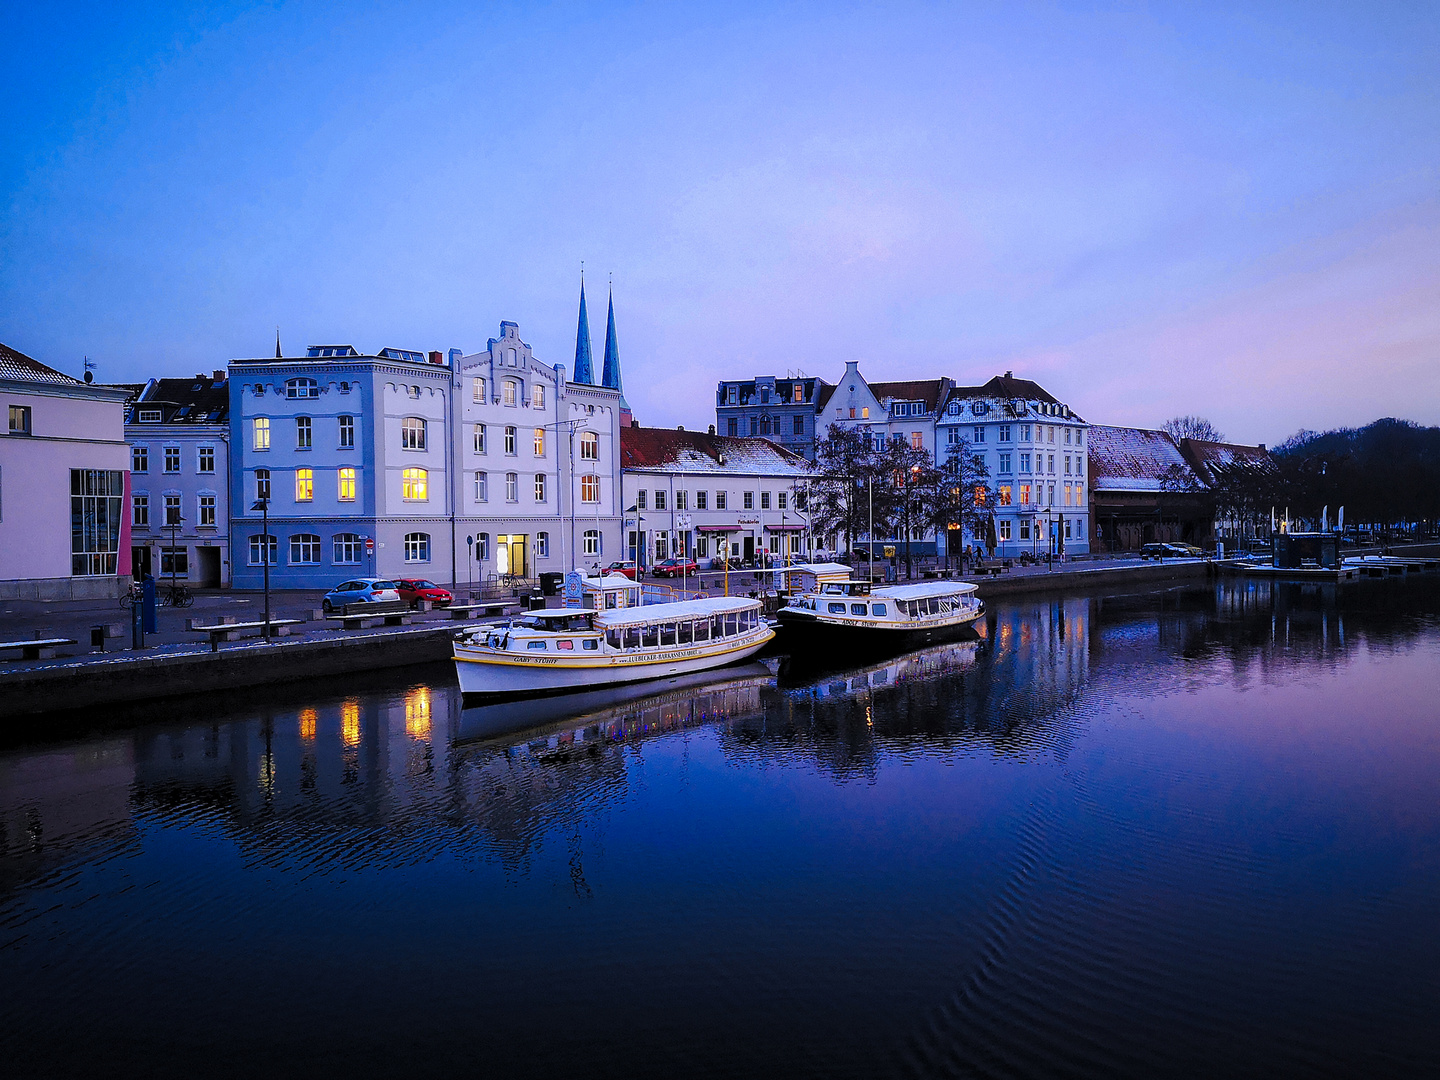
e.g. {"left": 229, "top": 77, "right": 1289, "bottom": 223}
{"left": 1, "top": 576, "right": 1437, "bottom": 1079}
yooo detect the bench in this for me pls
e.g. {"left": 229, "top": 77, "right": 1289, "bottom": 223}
{"left": 189, "top": 619, "right": 301, "bottom": 651}
{"left": 446, "top": 602, "right": 521, "bottom": 621}
{"left": 0, "top": 636, "right": 78, "bottom": 661}
{"left": 327, "top": 599, "right": 414, "bottom": 630}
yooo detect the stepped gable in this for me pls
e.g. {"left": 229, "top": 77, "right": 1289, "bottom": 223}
{"left": 0, "top": 342, "right": 81, "bottom": 384}
{"left": 1087, "top": 425, "right": 1200, "bottom": 491}
{"left": 621, "top": 426, "right": 811, "bottom": 474}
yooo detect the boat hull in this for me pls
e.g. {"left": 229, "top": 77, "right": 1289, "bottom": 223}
{"left": 453, "top": 628, "right": 775, "bottom": 695}
{"left": 775, "top": 607, "right": 982, "bottom": 652}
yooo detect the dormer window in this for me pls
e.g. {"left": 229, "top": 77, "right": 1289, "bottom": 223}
{"left": 286, "top": 378, "right": 319, "bottom": 399}
{"left": 948, "top": 401, "right": 961, "bottom": 415}
{"left": 138, "top": 408, "right": 163, "bottom": 423}
{"left": 973, "top": 401, "right": 989, "bottom": 416}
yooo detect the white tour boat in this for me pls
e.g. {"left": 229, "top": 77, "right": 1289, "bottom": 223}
{"left": 453, "top": 595, "right": 774, "bottom": 695}
{"left": 776, "top": 577, "right": 983, "bottom": 649}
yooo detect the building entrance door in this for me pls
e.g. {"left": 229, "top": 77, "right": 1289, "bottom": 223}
{"left": 131, "top": 546, "right": 152, "bottom": 580}
{"left": 742, "top": 535, "right": 755, "bottom": 563}
{"left": 196, "top": 547, "right": 222, "bottom": 587}
{"left": 496, "top": 534, "right": 528, "bottom": 578}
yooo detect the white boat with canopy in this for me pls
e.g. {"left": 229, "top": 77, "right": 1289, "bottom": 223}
{"left": 776, "top": 577, "right": 983, "bottom": 648}
{"left": 453, "top": 582, "right": 773, "bottom": 694}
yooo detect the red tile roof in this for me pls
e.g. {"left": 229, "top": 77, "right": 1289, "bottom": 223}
{"left": 621, "top": 426, "right": 811, "bottom": 474}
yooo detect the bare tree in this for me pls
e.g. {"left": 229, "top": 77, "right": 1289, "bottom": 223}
{"left": 1161, "top": 415, "right": 1226, "bottom": 443}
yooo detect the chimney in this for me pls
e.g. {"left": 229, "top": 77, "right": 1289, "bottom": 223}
{"left": 708, "top": 424, "right": 716, "bottom": 435}
{"left": 428, "top": 350, "right": 444, "bottom": 365}
{"left": 1004, "top": 370, "right": 1013, "bottom": 379}
{"left": 677, "top": 425, "right": 684, "bottom": 431}
{"left": 212, "top": 370, "right": 225, "bottom": 382}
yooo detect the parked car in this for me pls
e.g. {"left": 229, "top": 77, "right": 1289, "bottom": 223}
{"left": 602, "top": 561, "right": 639, "bottom": 580}
{"left": 394, "top": 578, "right": 453, "bottom": 608}
{"left": 322, "top": 578, "right": 401, "bottom": 613}
{"left": 1169, "top": 543, "right": 1206, "bottom": 558}
{"left": 652, "top": 557, "right": 699, "bottom": 578}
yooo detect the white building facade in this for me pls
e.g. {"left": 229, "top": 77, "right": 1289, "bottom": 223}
{"left": 620, "top": 427, "right": 817, "bottom": 569}
{"left": 936, "top": 374, "right": 1090, "bottom": 558}
{"left": 0, "top": 344, "right": 132, "bottom": 599}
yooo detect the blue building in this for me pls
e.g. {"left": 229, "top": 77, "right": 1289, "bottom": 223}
{"left": 228, "top": 344, "right": 458, "bottom": 590}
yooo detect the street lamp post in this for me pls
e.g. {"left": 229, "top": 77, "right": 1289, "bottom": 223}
{"left": 1046, "top": 507, "right": 1054, "bottom": 571}
{"left": 168, "top": 514, "right": 183, "bottom": 600}
{"left": 251, "top": 499, "right": 271, "bottom": 638}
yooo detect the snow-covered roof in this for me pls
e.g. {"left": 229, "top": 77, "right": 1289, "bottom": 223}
{"left": 0, "top": 342, "right": 80, "bottom": 385}
{"left": 1177, "top": 439, "right": 1274, "bottom": 486}
{"left": 595, "top": 595, "right": 761, "bottom": 627}
{"left": 621, "top": 427, "right": 814, "bottom": 476}
{"left": 1087, "top": 425, "right": 1199, "bottom": 492}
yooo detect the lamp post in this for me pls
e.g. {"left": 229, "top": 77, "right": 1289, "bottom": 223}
{"left": 1046, "top": 506, "right": 1054, "bottom": 571}
{"left": 167, "top": 513, "right": 183, "bottom": 600}
{"left": 867, "top": 475, "right": 874, "bottom": 583}
{"left": 542, "top": 418, "right": 591, "bottom": 573}
{"left": 250, "top": 499, "right": 271, "bottom": 638}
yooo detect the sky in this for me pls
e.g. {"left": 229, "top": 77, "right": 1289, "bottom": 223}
{"left": 2, "top": 1, "right": 1437, "bottom": 445}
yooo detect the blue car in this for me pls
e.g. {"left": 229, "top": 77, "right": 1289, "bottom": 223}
{"left": 321, "top": 578, "right": 401, "bottom": 613}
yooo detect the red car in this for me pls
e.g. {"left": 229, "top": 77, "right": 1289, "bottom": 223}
{"left": 394, "top": 578, "right": 453, "bottom": 608}
{"left": 603, "top": 562, "right": 639, "bottom": 580}
{"left": 652, "top": 557, "right": 699, "bottom": 578}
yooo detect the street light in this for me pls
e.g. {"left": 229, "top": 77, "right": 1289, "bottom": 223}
{"left": 250, "top": 498, "right": 271, "bottom": 639}
{"left": 167, "top": 512, "right": 184, "bottom": 601}
{"left": 1045, "top": 506, "right": 1054, "bottom": 571}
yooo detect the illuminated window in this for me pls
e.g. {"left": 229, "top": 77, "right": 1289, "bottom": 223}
{"left": 999, "top": 484, "right": 1012, "bottom": 506}
{"left": 253, "top": 417, "right": 269, "bottom": 450}
{"left": 401, "top": 417, "right": 426, "bottom": 450}
{"left": 402, "top": 467, "right": 428, "bottom": 501}
{"left": 1020, "top": 483, "right": 1032, "bottom": 505}
{"left": 911, "top": 432, "right": 923, "bottom": 450}
{"left": 338, "top": 467, "right": 356, "bottom": 501}
{"left": 581, "top": 474, "right": 599, "bottom": 503}
{"left": 533, "top": 428, "right": 545, "bottom": 456}
{"left": 295, "top": 468, "right": 313, "bottom": 501}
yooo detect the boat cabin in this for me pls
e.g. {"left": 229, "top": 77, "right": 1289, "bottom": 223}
{"left": 777, "top": 562, "right": 856, "bottom": 593}
{"left": 1272, "top": 533, "right": 1340, "bottom": 570}
{"left": 818, "top": 580, "right": 872, "bottom": 597}
{"left": 595, "top": 597, "right": 762, "bottom": 651}
{"left": 565, "top": 571, "right": 643, "bottom": 611}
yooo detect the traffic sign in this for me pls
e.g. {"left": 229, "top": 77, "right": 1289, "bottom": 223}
{"left": 365, "top": 537, "right": 375, "bottom": 554}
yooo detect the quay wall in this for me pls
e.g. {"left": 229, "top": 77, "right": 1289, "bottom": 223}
{"left": 0, "top": 628, "right": 455, "bottom": 720}
{"left": 971, "top": 560, "right": 1210, "bottom": 598}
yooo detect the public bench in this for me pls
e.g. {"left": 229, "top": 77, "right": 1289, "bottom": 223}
{"left": 188, "top": 619, "right": 301, "bottom": 652}
{"left": 0, "top": 637, "right": 78, "bottom": 661}
{"left": 327, "top": 600, "right": 414, "bottom": 630}
{"left": 446, "top": 602, "right": 522, "bottom": 621}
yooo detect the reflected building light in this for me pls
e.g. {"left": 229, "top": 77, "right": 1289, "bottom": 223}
{"left": 298, "top": 708, "right": 317, "bottom": 742}
{"left": 405, "top": 689, "right": 432, "bottom": 738}
{"left": 342, "top": 700, "right": 361, "bottom": 748}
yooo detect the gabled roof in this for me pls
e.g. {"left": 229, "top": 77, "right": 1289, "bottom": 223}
{"left": 621, "top": 426, "right": 812, "bottom": 475}
{"left": 127, "top": 376, "right": 231, "bottom": 424}
{"left": 815, "top": 383, "right": 838, "bottom": 411}
{"left": 1177, "top": 439, "right": 1274, "bottom": 486}
{"left": 869, "top": 379, "right": 949, "bottom": 412}
{"left": 943, "top": 374, "right": 1061, "bottom": 408}
{"left": 0, "top": 342, "right": 81, "bottom": 385}
{"left": 1087, "top": 425, "right": 1200, "bottom": 492}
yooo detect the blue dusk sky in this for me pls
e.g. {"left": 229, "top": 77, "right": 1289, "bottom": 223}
{"left": 3, "top": 2, "right": 1437, "bottom": 444}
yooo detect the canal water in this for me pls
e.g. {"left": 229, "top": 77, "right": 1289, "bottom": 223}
{"left": 2, "top": 578, "right": 1437, "bottom": 1079}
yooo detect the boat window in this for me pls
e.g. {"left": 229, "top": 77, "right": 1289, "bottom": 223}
{"left": 711, "top": 616, "right": 724, "bottom": 638}
{"left": 624, "top": 627, "right": 641, "bottom": 649}
{"left": 642, "top": 626, "right": 660, "bottom": 648}
{"left": 556, "top": 640, "right": 573, "bottom": 650}
{"left": 526, "top": 641, "right": 546, "bottom": 650}
{"left": 660, "top": 624, "right": 677, "bottom": 646}
{"left": 606, "top": 592, "right": 617, "bottom": 608}
{"left": 872, "top": 603, "right": 887, "bottom": 616}
{"left": 725, "top": 614, "right": 738, "bottom": 636}
{"left": 606, "top": 629, "right": 622, "bottom": 649}
{"left": 694, "top": 619, "right": 709, "bottom": 641}
{"left": 850, "top": 603, "right": 867, "bottom": 616}
{"left": 828, "top": 602, "right": 847, "bottom": 614}
{"left": 583, "top": 639, "right": 598, "bottom": 650}
{"left": 678, "top": 621, "right": 693, "bottom": 644}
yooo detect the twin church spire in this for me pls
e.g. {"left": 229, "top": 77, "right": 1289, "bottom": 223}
{"left": 572, "top": 274, "right": 623, "bottom": 395}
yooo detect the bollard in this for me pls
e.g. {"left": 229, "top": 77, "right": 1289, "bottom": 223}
{"left": 131, "top": 599, "right": 144, "bottom": 649}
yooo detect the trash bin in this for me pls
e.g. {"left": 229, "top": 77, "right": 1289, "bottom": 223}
{"left": 90, "top": 624, "right": 105, "bottom": 648}
{"left": 526, "top": 592, "right": 546, "bottom": 611}
{"left": 539, "top": 572, "right": 564, "bottom": 596}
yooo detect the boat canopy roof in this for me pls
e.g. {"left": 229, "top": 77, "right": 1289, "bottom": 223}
{"left": 526, "top": 609, "right": 596, "bottom": 620}
{"left": 596, "top": 596, "right": 759, "bottom": 628}
{"left": 781, "top": 562, "right": 855, "bottom": 578}
{"left": 876, "top": 580, "right": 979, "bottom": 600}
{"left": 583, "top": 573, "right": 639, "bottom": 589}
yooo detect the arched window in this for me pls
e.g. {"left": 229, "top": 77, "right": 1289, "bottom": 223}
{"left": 579, "top": 432, "right": 598, "bottom": 460}
{"left": 249, "top": 533, "right": 277, "bottom": 565}
{"left": 472, "top": 376, "right": 486, "bottom": 401}
{"left": 333, "top": 533, "right": 362, "bottom": 564}
{"left": 404, "top": 533, "right": 430, "bottom": 562}
{"left": 583, "top": 529, "right": 600, "bottom": 556}
{"left": 401, "top": 417, "right": 426, "bottom": 450}
{"left": 474, "top": 470, "right": 488, "bottom": 502}
{"left": 285, "top": 378, "right": 318, "bottom": 399}
{"left": 502, "top": 379, "right": 518, "bottom": 407}
{"left": 290, "top": 534, "right": 321, "bottom": 564}
{"left": 759, "top": 415, "right": 772, "bottom": 435}
{"left": 402, "top": 468, "right": 428, "bottom": 501}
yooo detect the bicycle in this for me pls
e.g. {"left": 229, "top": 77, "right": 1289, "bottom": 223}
{"left": 120, "top": 582, "right": 143, "bottom": 609}
{"left": 164, "top": 583, "right": 195, "bottom": 608}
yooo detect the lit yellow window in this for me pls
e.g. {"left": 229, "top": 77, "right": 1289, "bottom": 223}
{"left": 861, "top": 407, "right": 869, "bottom": 419}
{"left": 1000, "top": 484, "right": 1012, "bottom": 506}
{"left": 911, "top": 431, "right": 922, "bottom": 449}
{"left": 403, "top": 467, "right": 428, "bottom": 501}
{"left": 581, "top": 474, "right": 599, "bottom": 503}
{"left": 295, "top": 468, "right": 313, "bottom": 501}
{"left": 533, "top": 428, "right": 545, "bottom": 456}
{"left": 253, "top": 417, "right": 270, "bottom": 450}
{"left": 338, "top": 467, "right": 356, "bottom": 502}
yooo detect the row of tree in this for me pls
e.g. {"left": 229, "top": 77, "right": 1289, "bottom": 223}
{"left": 1159, "top": 417, "right": 1440, "bottom": 536}
{"left": 805, "top": 425, "right": 993, "bottom": 577}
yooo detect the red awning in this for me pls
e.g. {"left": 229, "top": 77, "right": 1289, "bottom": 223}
{"left": 696, "top": 524, "right": 742, "bottom": 532}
